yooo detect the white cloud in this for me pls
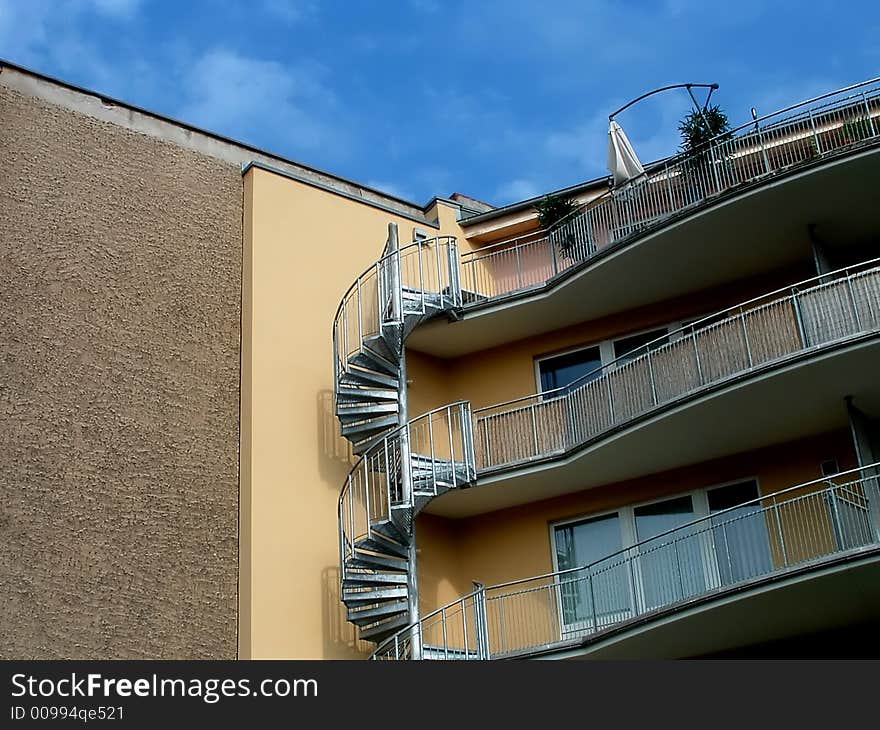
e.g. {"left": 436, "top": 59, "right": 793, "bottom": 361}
{"left": 177, "top": 49, "right": 344, "bottom": 156}
{"left": 262, "top": 0, "right": 316, "bottom": 25}
{"left": 90, "top": 0, "right": 142, "bottom": 18}
{"left": 0, "top": 0, "right": 141, "bottom": 79}
{"left": 494, "top": 178, "right": 541, "bottom": 205}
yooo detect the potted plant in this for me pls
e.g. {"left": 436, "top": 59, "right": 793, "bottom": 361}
{"left": 677, "top": 104, "right": 732, "bottom": 154}
{"left": 534, "top": 193, "right": 580, "bottom": 258}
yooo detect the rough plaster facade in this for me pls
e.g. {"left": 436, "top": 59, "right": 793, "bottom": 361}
{"left": 0, "top": 83, "right": 242, "bottom": 658}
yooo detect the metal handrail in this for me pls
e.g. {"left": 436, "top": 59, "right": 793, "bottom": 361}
{"left": 332, "top": 235, "right": 460, "bottom": 390}
{"left": 473, "top": 258, "right": 880, "bottom": 472}
{"left": 372, "top": 462, "right": 880, "bottom": 659}
{"left": 459, "top": 77, "right": 880, "bottom": 301}
{"left": 477, "top": 256, "right": 880, "bottom": 415}
{"left": 338, "top": 401, "right": 476, "bottom": 584}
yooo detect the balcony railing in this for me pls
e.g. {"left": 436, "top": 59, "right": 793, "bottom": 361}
{"left": 339, "top": 401, "right": 476, "bottom": 572}
{"left": 332, "top": 234, "right": 461, "bottom": 387}
{"left": 473, "top": 259, "right": 880, "bottom": 473}
{"left": 459, "top": 78, "right": 880, "bottom": 302}
{"left": 373, "top": 463, "right": 880, "bottom": 660}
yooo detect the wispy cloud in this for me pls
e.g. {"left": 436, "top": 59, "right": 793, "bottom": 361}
{"left": 494, "top": 178, "right": 541, "bottom": 206}
{"left": 178, "top": 49, "right": 344, "bottom": 156}
{"left": 261, "top": 0, "right": 316, "bottom": 25}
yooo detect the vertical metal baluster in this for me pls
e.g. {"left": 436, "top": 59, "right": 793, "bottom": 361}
{"left": 829, "top": 486, "right": 844, "bottom": 551}
{"left": 846, "top": 273, "right": 863, "bottom": 331}
{"left": 588, "top": 573, "right": 598, "bottom": 633}
{"left": 647, "top": 348, "right": 658, "bottom": 405}
{"left": 606, "top": 374, "right": 615, "bottom": 425}
{"left": 530, "top": 404, "right": 539, "bottom": 457}
{"left": 427, "top": 414, "right": 436, "bottom": 493}
{"left": 792, "top": 290, "right": 808, "bottom": 347}
{"left": 462, "top": 601, "right": 469, "bottom": 659}
{"left": 692, "top": 329, "right": 704, "bottom": 384}
{"left": 499, "top": 596, "right": 506, "bottom": 655}
{"left": 774, "top": 501, "right": 788, "bottom": 567}
{"left": 863, "top": 91, "right": 877, "bottom": 137}
{"left": 809, "top": 110, "right": 821, "bottom": 155}
{"left": 447, "top": 408, "right": 456, "bottom": 489}
{"left": 740, "top": 309, "right": 753, "bottom": 367}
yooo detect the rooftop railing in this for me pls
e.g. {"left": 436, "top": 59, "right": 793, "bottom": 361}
{"left": 459, "top": 78, "right": 880, "bottom": 302}
{"left": 373, "top": 463, "right": 880, "bottom": 660}
{"left": 473, "top": 259, "right": 880, "bottom": 473}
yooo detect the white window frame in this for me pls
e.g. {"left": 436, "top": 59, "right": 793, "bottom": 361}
{"left": 533, "top": 321, "right": 688, "bottom": 395}
{"left": 548, "top": 475, "right": 762, "bottom": 639}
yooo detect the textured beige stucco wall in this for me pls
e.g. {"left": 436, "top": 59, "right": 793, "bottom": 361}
{"left": 0, "top": 84, "right": 242, "bottom": 658}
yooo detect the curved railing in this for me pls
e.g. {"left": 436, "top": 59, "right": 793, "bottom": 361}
{"left": 373, "top": 463, "right": 880, "bottom": 659}
{"left": 332, "top": 234, "right": 461, "bottom": 393}
{"left": 459, "top": 77, "right": 880, "bottom": 301}
{"left": 474, "top": 259, "right": 880, "bottom": 472}
{"left": 338, "top": 402, "right": 476, "bottom": 579}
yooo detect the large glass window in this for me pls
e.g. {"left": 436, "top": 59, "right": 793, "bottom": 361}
{"left": 634, "top": 495, "right": 705, "bottom": 610}
{"left": 613, "top": 328, "right": 669, "bottom": 363}
{"left": 707, "top": 480, "right": 772, "bottom": 585}
{"left": 538, "top": 346, "right": 602, "bottom": 393}
{"left": 554, "top": 513, "right": 631, "bottom": 630}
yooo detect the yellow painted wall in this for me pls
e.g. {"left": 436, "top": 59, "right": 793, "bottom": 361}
{"left": 416, "top": 429, "right": 858, "bottom": 610}
{"left": 240, "top": 167, "right": 465, "bottom": 659}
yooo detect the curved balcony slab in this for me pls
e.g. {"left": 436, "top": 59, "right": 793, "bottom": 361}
{"left": 374, "top": 466, "right": 880, "bottom": 660}
{"left": 410, "top": 145, "right": 880, "bottom": 358}
{"left": 428, "top": 334, "right": 880, "bottom": 517}
{"left": 539, "top": 547, "right": 880, "bottom": 660}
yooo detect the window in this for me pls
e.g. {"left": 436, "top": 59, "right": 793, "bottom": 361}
{"left": 538, "top": 346, "right": 602, "bottom": 392}
{"left": 554, "top": 513, "right": 631, "bottom": 630}
{"left": 612, "top": 327, "right": 669, "bottom": 364}
{"left": 634, "top": 495, "right": 705, "bottom": 609}
{"left": 551, "top": 475, "right": 772, "bottom": 637}
{"left": 707, "top": 480, "right": 771, "bottom": 585}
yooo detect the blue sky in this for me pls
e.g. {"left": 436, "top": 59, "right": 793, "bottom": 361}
{"left": 2, "top": 1, "right": 878, "bottom": 206}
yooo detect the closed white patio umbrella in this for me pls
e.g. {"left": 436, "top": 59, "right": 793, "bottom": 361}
{"left": 607, "top": 119, "right": 645, "bottom": 186}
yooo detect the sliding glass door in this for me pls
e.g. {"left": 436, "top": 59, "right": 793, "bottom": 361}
{"left": 634, "top": 495, "right": 706, "bottom": 611}
{"left": 707, "top": 480, "right": 772, "bottom": 585}
{"left": 554, "top": 512, "right": 633, "bottom": 634}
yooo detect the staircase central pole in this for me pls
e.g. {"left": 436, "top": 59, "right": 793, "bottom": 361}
{"left": 388, "top": 222, "right": 422, "bottom": 659}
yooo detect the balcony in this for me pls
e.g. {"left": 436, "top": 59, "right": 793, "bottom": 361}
{"left": 425, "top": 259, "right": 880, "bottom": 516}
{"left": 374, "top": 464, "right": 880, "bottom": 660}
{"left": 408, "top": 78, "right": 880, "bottom": 356}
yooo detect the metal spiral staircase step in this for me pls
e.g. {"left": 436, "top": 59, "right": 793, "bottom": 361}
{"left": 357, "top": 613, "right": 410, "bottom": 643}
{"left": 342, "top": 585, "right": 408, "bottom": 606}
{"left": 336, "top": 401, "right": 399, "bottom": 423}
{"left": 343, "top": 571, "right": 408, "bottom": 587}
{"left": 355, "top": 535, "right": 409, "bottom": 559}
{"left": 370, "top": 518, "right": 406, "bottom": 543}
{"left": 339, "top": 366, "right": 399, "bottom": 389}
{"left": 347, "top": 600, "right": 409, "bottom": 626}
{"left": 341, "top": 414, "right": 400, "bottom": 439}
{"left": 347, "top": 549, "right": 409, "bottom": 571}
{"left": 336, "top": 385, "right": 399, "bottom": 403}
{"left": 362, "top": 334, "right": 397, "bottom": 362}
{"left": 349, "top": 349, "right": 399, "bottom": 376}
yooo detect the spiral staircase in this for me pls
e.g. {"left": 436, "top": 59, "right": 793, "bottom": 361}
{"left": 334, "top": 224, "right": 476, "bottom": 648}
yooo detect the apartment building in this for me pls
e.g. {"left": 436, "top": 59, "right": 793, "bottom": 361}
{"left": 2, "top": 59, "right": 879, "bottom": 659}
